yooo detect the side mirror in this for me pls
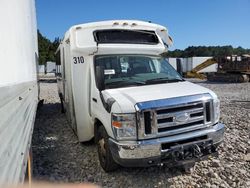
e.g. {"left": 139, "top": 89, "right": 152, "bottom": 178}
{"left": 96, "top": 66, "right": 105, "bottom": 91}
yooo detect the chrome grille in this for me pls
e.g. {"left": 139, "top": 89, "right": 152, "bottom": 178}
{"left": 156, "top": 102, "right": 210, "bottom": 135}
{"left": 137, "top": 94, "right": 214, "bottom": 139}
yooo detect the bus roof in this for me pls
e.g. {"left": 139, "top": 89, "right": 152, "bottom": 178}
{"left": 57, "top": 20, "right": 173, "bottom": 55}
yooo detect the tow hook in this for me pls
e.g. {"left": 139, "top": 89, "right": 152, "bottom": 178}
{"left": 192, "top": 144, "right": 202, "bottom": 158}
{"left": 171, "top": 144, "right": 203, "bottom": 160}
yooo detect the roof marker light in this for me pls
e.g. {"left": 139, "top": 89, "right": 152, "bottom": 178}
{"left": 113, "top": 22, "right": 119, "bottom": 25}
{"left": 131, "top": 23, "right": 137, "bottom": 26}
{"left": 123, "top": 22, "right": 128, "bottom": 26}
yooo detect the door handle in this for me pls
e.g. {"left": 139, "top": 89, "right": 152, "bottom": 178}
{"left": 92, "top": 98, "right": 97, "bottom": 103}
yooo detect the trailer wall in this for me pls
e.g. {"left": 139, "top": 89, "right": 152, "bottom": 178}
{"left": 0, "top": 0, "right": 38, "bottom": 184}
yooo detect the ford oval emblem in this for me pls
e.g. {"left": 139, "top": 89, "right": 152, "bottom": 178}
{"left": 175, "top": 112, "right": 189, "bottom": 123}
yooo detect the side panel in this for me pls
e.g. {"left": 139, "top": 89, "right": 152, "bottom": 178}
{"left": 71, "top": 55, "right": 94, "bottom": 141}
{"left": 0, "top": 0, "right": 38, "bottom": 86}
{"left": 90, "top": 62, "right": 114, "bottom": 138}
{"left": 0, "top": 0, "right": 38, "bottom": 184}
{"left": 64, "top": 42, "right": 77, "bottom": 133}
{"left": 60, "top": 43, "right": 71, "bottom": 128}
{"left": 0, "top": 82, "right": 38, "bottom": 184}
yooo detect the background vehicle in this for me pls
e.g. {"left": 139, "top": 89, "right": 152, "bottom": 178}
{"left": 207, "top": 55, "right": 250, "bottom": 82}
{"left": 185, "top": 58, "right": 218, "bottom": 79}
{"left": 174, "top": 56, "right": 250, "bottom": 82}
{"left": 0, "top": 0, "right": 39, "bottom": 184}
{"left": 56, "top": 20, "right": 224, "bottom": 172}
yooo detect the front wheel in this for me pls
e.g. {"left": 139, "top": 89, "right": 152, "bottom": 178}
{"left": 97, "top": 126, "right": 119, "bottom": 172}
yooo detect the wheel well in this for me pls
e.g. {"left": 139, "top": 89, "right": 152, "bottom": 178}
{"left": 94, "top": 118, "right": 103, "bottom": 143}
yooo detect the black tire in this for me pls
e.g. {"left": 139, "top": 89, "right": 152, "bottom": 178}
{"left": 97, "top": 126, "right": 119, "bottom": 172}
{"left": 59, "top": 93, "right": 66, "bottom": 113}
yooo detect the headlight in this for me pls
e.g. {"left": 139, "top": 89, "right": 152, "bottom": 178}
{"left": 213, "top": 98, "right": 220, "bottom": 123}
{"left": 111, "top": 113, "right": 137, "bottom": 140}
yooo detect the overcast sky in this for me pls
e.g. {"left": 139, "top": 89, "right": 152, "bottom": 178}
{"left": 36, "top": 0, "right": 250, "bottom": 50}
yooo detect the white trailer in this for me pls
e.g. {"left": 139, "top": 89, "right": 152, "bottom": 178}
{"left": 167, "top": 57, "right": 217, "bottom": 74}
{"left": 45, "top": 61, "right": 56, "bottom": 74}
{"left": 56, "top": 20, "right": 224, "bottom": 172}
{"left": 168, "top": 58, "right": 178, "bottom": 70}
{"left": 38, "top": 65, "right": 45, "bottom": 74}
{"left": 0, "top": 0, "right": 38, "bottom": 184}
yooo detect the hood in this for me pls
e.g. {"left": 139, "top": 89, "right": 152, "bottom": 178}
{"left": 103, "top": 81, "right": 216, "bottom": 113}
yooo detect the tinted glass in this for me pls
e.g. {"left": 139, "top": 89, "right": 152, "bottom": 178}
{"left": 95, "top": 55, "right": 183, "bottom": 89}
{"left": 94, "top": 30, "right": 159, "bottom": 44}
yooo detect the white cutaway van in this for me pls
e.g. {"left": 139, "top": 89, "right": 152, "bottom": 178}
{"left": 56, "top": 20, "right": 224, "bottom": 172}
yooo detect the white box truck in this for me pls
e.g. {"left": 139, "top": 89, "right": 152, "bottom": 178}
{"left": 0, "top": 0, "right": 38, "bottom": 184}
{"left": 56, "top": 20, "right": 224, "bottom": 172}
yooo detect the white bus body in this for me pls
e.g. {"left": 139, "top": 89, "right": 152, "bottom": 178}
{"left": 56, "top": 20, "right": 224, "bottom": 171}
{"left": 0, "top": 0, "right": 38, "bottom": 184}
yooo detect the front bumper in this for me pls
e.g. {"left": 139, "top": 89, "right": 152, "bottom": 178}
{"left": 109, "top": 123, "right": 224, "bottom": 167}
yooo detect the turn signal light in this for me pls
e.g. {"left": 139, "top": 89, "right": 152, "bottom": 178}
{"left": 112, "top": 121, "right": 122, "bottom": 128}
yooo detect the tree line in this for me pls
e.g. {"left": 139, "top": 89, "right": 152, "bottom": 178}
{"left": 38, "top": 30, "right": 250, "bottom": 64}
{"left": 166, "top": 45, "right": 250, "bottom": 57}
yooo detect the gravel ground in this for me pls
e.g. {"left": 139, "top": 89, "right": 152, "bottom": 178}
{"left": 32, "top": 79, "right": 250, "bottom": 187}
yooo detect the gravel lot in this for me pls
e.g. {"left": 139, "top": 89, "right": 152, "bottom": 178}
{"left": 32, "top": 79, "right": 250, "bottom": 187}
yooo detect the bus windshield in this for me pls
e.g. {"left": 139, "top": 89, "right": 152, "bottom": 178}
{"left": 95, "top": 55, "right": 183, "bottom": 89}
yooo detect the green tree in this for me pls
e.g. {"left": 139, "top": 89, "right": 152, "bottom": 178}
{"left": 38, "top": 30, "right": 60, "bottom": 64}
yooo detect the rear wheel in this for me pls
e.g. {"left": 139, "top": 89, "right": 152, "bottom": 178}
{"left": 59, "top": 93, "right": 66, "bottom": 113}
{"left": 97, "top": 126, "right": 119, "bottom": 172}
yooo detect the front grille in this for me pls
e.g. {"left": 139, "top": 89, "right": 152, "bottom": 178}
{"left": 137, "top": 94, "right": 213, "bottom": 139}
{"left": 156, "top": 102, "right": 207, "bottom": 134}
{"left": 158, "top": 120, "right": 204, "bottom": 133}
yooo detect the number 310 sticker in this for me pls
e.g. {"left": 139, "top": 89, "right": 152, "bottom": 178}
{"left": 73, "top": 56, "right": 84, "bottom": 64}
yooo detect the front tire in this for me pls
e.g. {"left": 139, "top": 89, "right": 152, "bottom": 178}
{"left": 97, "top": 126, "right": 119, "bottom": 172}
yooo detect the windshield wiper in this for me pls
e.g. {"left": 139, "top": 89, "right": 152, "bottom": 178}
{"left": 166, "top": 78, "right": 185, "bottom": 82}
{"left": 146, "top": 77, "right": 184, "bottom": 84}
{"left": 105, "top": 80, "right": 145, "bottom": 88}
